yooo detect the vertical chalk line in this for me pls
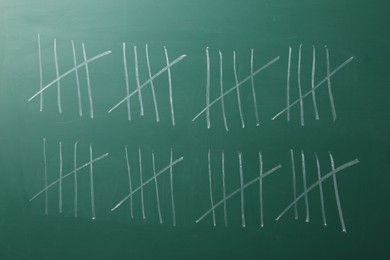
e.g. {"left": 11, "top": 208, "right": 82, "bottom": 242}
{"left": 145, "top": 44, "right": 160, "bottom": 122}
{"left": 73, "top": 142, "right": 78, "bottom": 217}
{"left": 315, "top": 153, "right": 327, "bottom": 226}
{"left": 71, "top": 41, "right": 83, "bottom": 117}
{"left": 298, "top": 44, "right": 304, "bottom": 126}
{"left": 326, "top": 46, "right": 337, "bottom": 121}
{"left": 152, "top": 151, "right": 163, "bottom": 224}
{"left": 259, "top": 152, "right": 264, "bottom": 227}
{"left": 329, "top": 152, "right": 346, "bottom": 232}
{"left": 90, "top": 145, "right": 96, "bottom": 220}
{"left": 239, "top": 153, "right": 246, "bottom": 227}
{"left": 233, "top": 51, "right": 245, "bottom": 128}
{"left": 221, "top": 151, "right": 228, "bottom": 227}
{"left": 138, "top": 147, "right": 146, "bottom": 219}
{"left": 125, "top": 146, "right": 134, "bottom": 219}
{"left": 275, "top": 159, "right": 359, "bottom": 221}
{"left": 208, "top": 150, "right": 216, "bottom": 226}
{"left": 43, "top": 138, "right": 48, "bottom": 215}
{"left": 169, "top": 148, "right": 177, "bottom": 226}
{"left": 54, "top": 39, "right": 62, "bottom": 114}
{"left": 251, "top": 49, "right": 260, "bottom": 126}
{"left": 122, "top": 43, "right": 132, "bottom": 121}
{"left": 286, "top": 46, "right": 292, "bottom": 121}
{"left": 311, "top": 46, "right": 319, "bottom": 120}
{"left": 301, "top": 150, "right": 309, "bottom": 222}
{"left": 38, "top": 34, "right": 43, "bottom": 112}
{"left": 82, "top": 43, "right": 94, "bottom": 119}
{"left": 133, "top": 45, "right": 144, "bottom": 116}
{"left": 219, "top": 51, "right": 228, "bottom": 131}
{"left": 290, "top": 149, "right": 298, "bottom": 219}
{"left": 206, "top": 48, "right": 211, "bottom": 129}
{"left": 111, "top": 156, "right": 184, "bottom": 211}
{"left": 59, "top": 142, "right": 63, "bottom": 214}
{"left": 196, "top": 164, "right": 282, "bottom": 224}
{"left": 164, "top": 46, "right": 176, "bottom": 126}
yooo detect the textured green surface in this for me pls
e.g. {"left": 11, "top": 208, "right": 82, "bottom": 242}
{"left": 0, "top": 0, "right": 389, "bottom": 259}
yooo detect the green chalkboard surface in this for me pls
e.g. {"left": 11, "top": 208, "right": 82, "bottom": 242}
{"left": 1, "top": 0, "right": 389, "bottom": 259}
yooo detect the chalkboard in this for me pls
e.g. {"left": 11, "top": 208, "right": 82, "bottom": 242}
{"left": 1, "top": 0, "right": 389, "bottom": 259}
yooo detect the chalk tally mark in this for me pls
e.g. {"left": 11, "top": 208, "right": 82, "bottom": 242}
{"left": 275, "top": 152, "right": 359, "bottom": 232}
{"left": 30, "top": 35, "right": 112, "bottom": 117}
{"left": 112, "top": 147, "right": 183, "bottom": 226}
{"left": 109, "top": 44, "right": 186, "bottom": 125}
{"left": 193, "top": 49, "right": 280, "bottom": 129}
{"left": 272, "top": 45, "right": 354, "bottom": 122}
{"left": 196, "top": 151, "right": 282, "bottom": 226}
{"left": 30, "top": 140, "right": 109, "bottom": 220}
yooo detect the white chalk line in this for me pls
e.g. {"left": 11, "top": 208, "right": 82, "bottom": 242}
{"left": 111, "top": 156, "right": 184, "bottom": 211}
{"left": 108, "top": 54, "right": 187, "bottom": 113}
{"left": 221, "top": 151, "right": 228, "bottom": 227}
{"left": 71, "top": 41, "right": 83, "bottom": 117}
{"left": 30, "top": 153, "right": 109, "bottom": 201}
{"left": 219, "top": 51, "right": 229, "bottom": 131}
{"left": 90, "top": 145, "right": 96, "bottom": 219}
{"left": 326, "top": 46, "right": 337, "bottom": 121}
{"left": 164, "top": 47, "right": 176, "bottom": 126}
{"left": 82, "top": 43, "right": 94, "bottom": 119}
{"left": 238, "top": 153, "right": 246, "bottom": 227}
{"left": 133, "top": 45, "right": 144, "bottom": 116}
{"left": 138, "top": 147, "right": 146, "bottom": 219}
{"left": 192, "top": 56, "right": 280, "bottom": 122}
{"left": 286, "top": 46, "right": 292, "bottom": 121}
{"left": 315, "top": 153, "right": 327, "bottom": 226}
{"left": 145, "top": 44, "right": 160, "bottom": 122}
{"left": 329, "top": 153, "right": 346, "bottom": 232}
{"left": 297, "top": 45, "right": 304, "bottom": 126}
{"left": 251, "top": 49, "right": 260, "bottom": 126}
{"left": 259, "top": 152, "right": 264, "bottom": 227}
{"left": 196, "top": 164, "right": 282, "bottom": 224}
{"left": 125, "top": 146, "right": 134, "bottom": 219}
{"left": 272, "top": 56, "right": 354, "bottom": 121}
{"left": 28, "top": 50, "right": 112, "bottom": 101}
{"left": 275, "top": 158, "right": 359, "bottom": 221}
{"left": 169, "top": 149, "right": 177, "bottom": 226}
{"left": 54, "top": 39, "right": 62, "bottom": 114}
{"left": 59, "top": 142, "right": 63, "bottom": 214}
{"left": 312, "top": 46, "right": 319, "bottom": 120}
{"left": 122, "top": 43, "right": 132, "bottom": 121}
{"left": 38, "top": 34, "right": 43, "bottom": 112}
{"left": 206, "top": 48, "right": 211, "bottom": 129}
{"left": 208, "top": 150, "right": 216, "bottom": 226}
{"left": 43, "top": 138, "right": 48, "bottom": 215}
{"left": 233, "top": 52, "right": 245, "bottom": 128}
{"left": 301, "top": 150, "right": 309, "bottom": 222}
{"left": 152, "top": 151, "right": 163, "bottom": 224}
{"left": 290, "top": 149, "right": 298, "bottom": 220}
{"left": 73, "top": 141, "right": 78, "bottom": 217}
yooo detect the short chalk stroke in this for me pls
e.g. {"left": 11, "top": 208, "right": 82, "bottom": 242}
{"left": 196, "top": 151, "right": 282, "bottom": 227}
{"left": 109, "top": 44, "right": 186, "bottom": 126}
{"left": 193, "top": 48, "right": 280, "bottom": 130}
{"left": 273, "top": 45, "right": 354, "bottom": 124}
{"left": 111, "top": 147, "right": 184, "bottom": 226}
{"left": 30, "top": 139, "right": 109, "bottom": 219}
{"left": 29, "top": 35, "right": 112, "bottom": 118}
{"left": 276, "top": 151, "right": 359, "bottom": 232}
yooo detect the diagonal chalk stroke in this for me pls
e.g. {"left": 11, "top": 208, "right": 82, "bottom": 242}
{"left": 111, "top": 156, "right": 184, "bottom": 211}
{"left": 192, "top": 56, "right": 280, "bottom": 122}
{"left": 272, "top": 56, "right": 354, "bottom": 121}
{"left": 196, "top": 164, "right": 282, "bottom": 224}
{"left": 28, "top": 50, "right": 112, "bottom": 102}
{"left": 108, "top": 54, "right": 187, "bottom": 113}
{"left": 30, "top": 153, "right": 109, "bottom": 201}
{"left": 275, "top": 158, "right": 359, "bottom": 221}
